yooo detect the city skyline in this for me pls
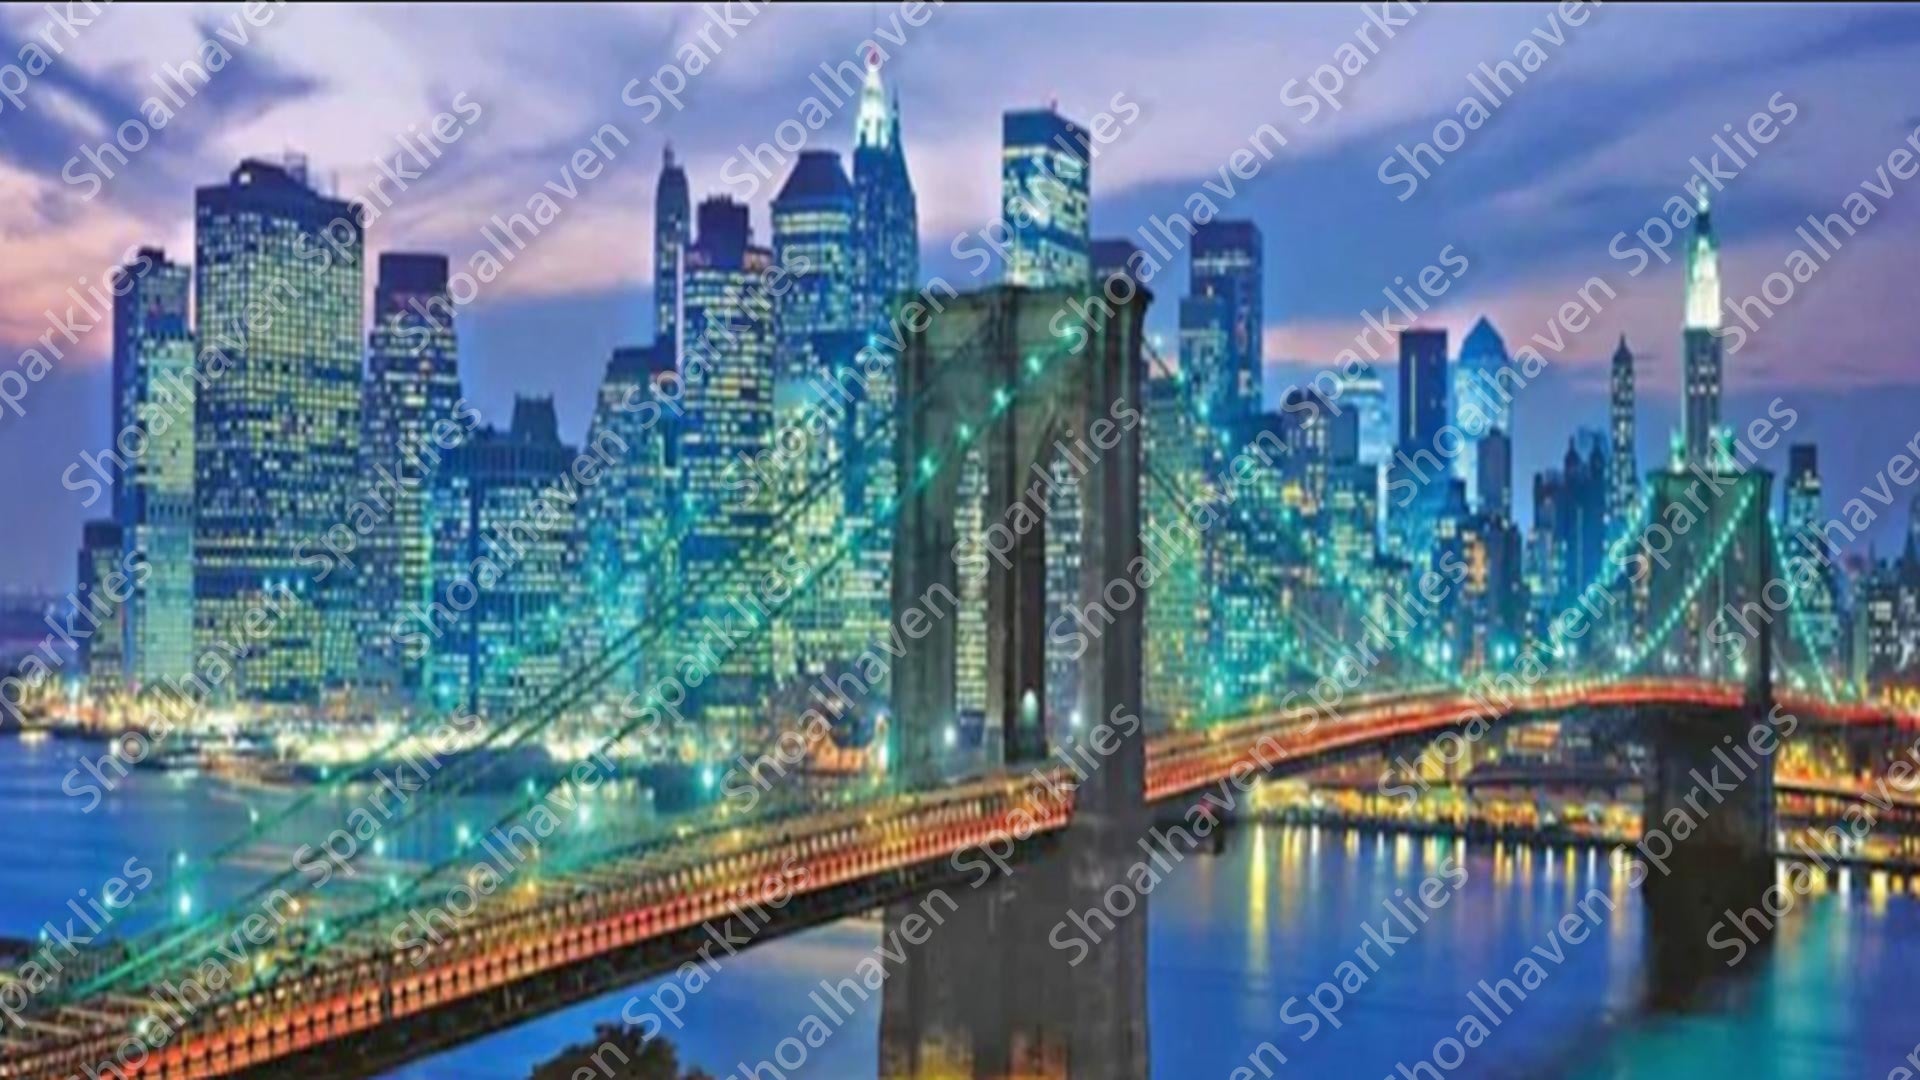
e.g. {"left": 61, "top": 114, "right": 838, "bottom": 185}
{"left": 8, "top": 7, "right": 1920, "bottom": 1078}
{"left": 6, "top": 4, "right": 1920, "bottom": 591}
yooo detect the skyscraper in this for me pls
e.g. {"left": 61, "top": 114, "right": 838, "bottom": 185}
{"left": 360, "top": 253, "right": 464, "bottom": 699}
{"left": 852, "top": 57, "right": 919, "bottom": 335}
{"left": 424, "top": 398, "right": 578, "bottom": 719}
{"left": 1002, "top": 107, "right": 1090, "bottom": 288}
{"left": 771, "top": 151, "right": 860, "bottom": 683}
{"left": 78, "top": 520, "right": 127, "bottom": 701}
{"left": 1609, "top": 334, "right": 1638, "bottom": 535}
{"left": 194, "top": 158, "right": 363, "bottom": 702}
{"left": 772, "top": 150, "right": 857, "bottom": 400}
{"left": 655, "top": 146, "right": 691, "bottom": 350}
{"left": 110, "top": 249, "right": 194, "bottom": 690}
{"left": 1143, "top": 362, "right": 1208, "bottom": 729}
{"left": 1682, "top": 189, "right": 1722, "bottom": 470}
{"left": 1388, "top": 327, "right": 1450, "bottom": 559}
{"left": 1188, "top": 221, "right": 1264, "bottom": 424}
{"left": 1477, "top": 426, "right": 1512, "bottom": 521}
{"left": 1453, "top": 316, "right": 1508, "bottom": 508}
{"left": 1397, "top": 327, "right": 1449, "bottom": 453}
{"left": 577, "top": 341, "right": 679, "bottom": 698}
{"left": 1784, "top": 443, "right": 1841, "bottom": 675}
{"left": 680, "top": 197, "right": 776, "bottom": 732}
{"left": 848, "top": 56, "right": 920, "bottom": 695}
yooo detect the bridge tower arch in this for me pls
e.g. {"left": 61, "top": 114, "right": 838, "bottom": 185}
{"left": 891, "top": 284, "right": 1148, "bottom": 820}
{"left": 1641, "top": 465, "right": 1778, "bottom": 1004}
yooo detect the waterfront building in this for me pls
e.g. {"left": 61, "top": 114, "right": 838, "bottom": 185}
{"left": 193, "top": 158, "right": 363, "bottom": 702}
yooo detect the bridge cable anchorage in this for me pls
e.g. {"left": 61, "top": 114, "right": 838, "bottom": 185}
{"left": 55, "top": 321, "right": 1107, "bottom": 1040}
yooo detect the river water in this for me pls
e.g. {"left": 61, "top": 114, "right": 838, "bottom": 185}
{"left": 2, "top": 740, "right": 1916, "bottom": 1079}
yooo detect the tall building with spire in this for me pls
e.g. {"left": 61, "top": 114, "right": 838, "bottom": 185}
{"left": 1609, "top": 335, "right": 1638, "bottom": 534}
{"left": 852, "top": 56, "right": 918, "bottom": 336}
{"left": 850, "top": 55, "right": 919, "bottom": 698}
{"left": 1681, "top": 189, "right": 1722, "bottom": 470}
{"left": 654, "top": 146, "right": 691, "bottom": 350}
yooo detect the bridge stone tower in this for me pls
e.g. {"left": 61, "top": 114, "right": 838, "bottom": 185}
{"left": 1641, "top": 466, "right": 1778, "bottom": 1004}
{"left": 892, "top": 284, "right": 1148, "bottom": 820}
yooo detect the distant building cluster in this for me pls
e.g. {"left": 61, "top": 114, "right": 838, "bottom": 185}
{"left": 34, "top": 59, "right": 1916, "bottom": 748}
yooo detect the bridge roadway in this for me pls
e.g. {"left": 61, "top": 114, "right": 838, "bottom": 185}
{"left": 3, "top": 678, "right": 1912, "bottom": 1080}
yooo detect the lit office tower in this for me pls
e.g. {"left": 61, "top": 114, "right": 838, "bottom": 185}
{"left": 1129, "top": 239, "right": 1207, "bottom": 728}
{"left": 849, "top": 55, "right": 919, "bottom": 686}
{"left": 1561, "top": 431, "right": 1610, "bottom": 609}
{"left": 1341, "top": 364, "right": 1392, "bottom": 545}
{"left": 110, "top": 249, "right": 194, "bottom": 689}
{"left": 1188, "top": 221, "right": 1264, "bottom": 425}
{"left": 772, "top": 151, "right": 860, "bottom": 684}
{"left": 680, "top": 197, "right": 776, "bottom": 733}
{"left": 1143, "top": 364, "right": 1207, "bottom": 727}
{"left": 359, "top": 253, "right": 463, "bottom": 699}
{"left": 194, "top": 159, "right": 363, "bottom": 702}
{"left": 1002, "top": 107, "right": 1090, "bottom": 288}
{"left": 1609, "top": 335, "right": 1638, "bottom": 535}
{"left": 424, "top": 399, "right": 578, "bottom": 719}
{"left": 772, "top": 150, "right": 857, "bottom": 397}
{"left": 1210, "top": 412, "right": 1294, "bottom": 709}
{"left": 1681, "top": 188, "right": 1723, "bottom": 469}
{"left": 655, "top": 146, "right": 690, "bottom": 348}
{"left": 1388, "top": 327, "right": 1450, "bottom": 559}
{"left": 1783, "top": 444, "right": 1840, "bottom": 672}
{"left": 578, "top": 342, "right": 679, "bottom": 698}
{"left": 852, "top": 56, "right": 919, "bottom": 334}
{"left": 1398, "top": 328, "right": 1449, "bottom": 454}
{"left": 78, "top": 520, "right": 127, "bottom": 701}
{"left": 1452, "top": 316, "right": 1509, "bottom": 508}
{"left": 1477, "top": 426, "right": 1512, "bottom": 521}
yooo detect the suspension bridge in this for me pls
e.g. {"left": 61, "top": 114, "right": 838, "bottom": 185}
{"left": 2, "top": 284, "right": 1910, "bottom": 1080}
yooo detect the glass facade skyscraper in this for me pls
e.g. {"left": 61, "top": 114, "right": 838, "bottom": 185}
{"left": 111, "top": 249, "right": 195, "bottom": 691}
{"left": 1188, "top": 220, "right": 1264, "bottom": 425}
{"left": 1682, "top": 190, "right": 1723, "bottom": 470}
{"left": 359, "top": 253, "right": 463, "bottom": 700}
{"left": 578, "top": 342, "right": 680, "bottom": 699}
{"left": 1609, "top": 335, "right": 1638, "bottom": 536}
{"left": 1389, "top": 327, "right": 1451, "bottom": 560}
{"left": 772, "top": 150, "right": 861, "bottom": 684}
{"left": 424, "top": 398, "right": 577, "bottom": 719}
{"left": 1002, "top": 108, "right": 1090, "bottom": 288}
{"left": 655, "top": 146, "right": 691, "bottom": 350}
{"left": 1452, "top": 316, "right": 1508, "bottom": 509}
{"left": 772, "top": 150, "right": 858, "bottom": 402}
{"left": 849, "top": 56, "right": 920, "bottom": 694}
{"left": 194, "top": 158, "right": 363, "bottom": 703}
{"left": 680, "top": 197, "right": 776, "bottom": 733}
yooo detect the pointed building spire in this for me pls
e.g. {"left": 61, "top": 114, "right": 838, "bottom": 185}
{"left": 855, "top": 48, "right": 892, "bottom": 150}
{"left": 1684, "top": 186, "right": 1720, "bottom": 330}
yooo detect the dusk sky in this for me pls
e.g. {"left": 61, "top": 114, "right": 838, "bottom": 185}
{"left": 4, "top": 1, "right": 1920, "bottom": 591}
